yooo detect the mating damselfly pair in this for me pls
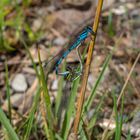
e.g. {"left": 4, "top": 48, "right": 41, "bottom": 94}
{"left": 42, "top": 26, "right": 95, "bottom": 81}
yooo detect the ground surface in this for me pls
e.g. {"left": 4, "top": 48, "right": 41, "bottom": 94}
{"left": 0, "top": 0, "right": 140, "bottom": 139}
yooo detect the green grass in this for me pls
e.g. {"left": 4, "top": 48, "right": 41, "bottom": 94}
{"left": 55, "top": 63, "right": 65, "bottom": 117}
{"left": 0, "top": 107, "right": 19, "bottom": 140}
{"left": 0, "top": 0, "right": 40, "bottom": 52}
{"left": 0, "top": 40, "right": 114, "bottom": 140}
{"left": 0, "top": 0, "right": 23, "bottom": 51}
{"left": 38, "top": 47, "right": 55, "bottom": 140}
{"left": 5, "top": 61, "right": 12, "bottom": 123}
{"left": 107, "top": 12, "right": 115, "bottom": 37}
{"left": 0, "top": 17, "right": 130, "bottom": 140}
{"left": 23, "top": 87, "right": 41, "bottom": 140}
{"left": 1, "top": 39, "right": 135, "bottom": 140}
{"left": 113, "top": 91, "right": 124, "bottom": 140}
{"left": 61, "top": 77, "right": 80, "bottom": 139}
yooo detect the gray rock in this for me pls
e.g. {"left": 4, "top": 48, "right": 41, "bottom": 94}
{"left": 11, "top": 73, "right": 27, "bottom": 92}
{"left": 2, "top": 93, "right": 23, "bottom": 111}
{"left": 51, "top": 79, "right": 58, "bottom": 90}
{"left": 32, "top": 18, "right": 42, "bottom": 32}
{"left": 130, "top": 111, "right": 140, "bottom": 136}
{"left": 47, "top": 5, "right": 56, "bottom": 12}
{"left": 53, "top": 37, "right": 66, "bottom": 46}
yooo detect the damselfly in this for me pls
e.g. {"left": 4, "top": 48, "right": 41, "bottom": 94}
{"left": 43, "top": 26, "right": 95, "bottom": 80}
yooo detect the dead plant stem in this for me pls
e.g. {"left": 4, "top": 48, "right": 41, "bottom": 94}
{"left": 73, "top": 0, "right": 104, "bottom": 135}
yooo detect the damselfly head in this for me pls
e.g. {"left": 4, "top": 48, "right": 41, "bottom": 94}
{"left": 86, "top": 26, "right": 95, "bottom": 35}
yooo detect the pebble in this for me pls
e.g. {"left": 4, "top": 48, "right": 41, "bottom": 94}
{"left": 11, "top": 73, "right": 27, "bottom": 92}
{"left": 32, "top": 18, "right": 42, "bottom": 32}
{"left": 87, "top": 109, "right": 95, "bottom": 120}
{"left": 3, "top": 93, "right": 23, "bottom": 110}
{"left": 47, "top": 5, "right": 56, "bottom": 13}
{"left": 53, "top": 37, "right": 66, "bottom": 46}
{"left": 25, "top": 74, "right": 36, "bottom": 86}
{"left": 51, "top": 79, "right": 58, "bottom": 90}
{"left": 130, "top": 111, "right": 140, "bottom": 136}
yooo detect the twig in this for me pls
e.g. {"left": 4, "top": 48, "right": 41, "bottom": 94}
{"left": 73, "top": 0, "right": 104, "bottom": 135}
{"left": 101, "top": 52, "right": 140, "bottom": 140}
{"left": 117, "top": 52, "right": 140, "bottom": 106}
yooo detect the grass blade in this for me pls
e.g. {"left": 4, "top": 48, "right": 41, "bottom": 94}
{"left": 20, "top": 38, "right": 40, "bottom": 80}
{"left": 5, "top": 61, "right": 12, "bottom": 123}
{"left": 88, "top": 94, "right": 105, "bottom": 130}
{"left": 23, "top": 87, "right": 41, "bottom": 140}
{"left": 55, "top": 63, "right": 65, "bottom": 117}
{"left": 113, "top": 91, "right": 124, "bottom": 140}
{"left": 0, "top": 108, "right": 19, "bottom": 140}
{"left": 61, "top": 78, "right": 80, "bottom": 139}
{"left": 84, "top": 53, "right": 112, "bottom": 113}
{"left": 38, "top": 48, "right": 55, "bottom": 140}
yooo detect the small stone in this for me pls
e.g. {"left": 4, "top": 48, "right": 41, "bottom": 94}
{"left": 32, "top": 18, "right": 42, "bottom": 32}
{"left": 131, "top": 111, "right": 140, "bottom": 128}
{"left": 11, "top": 74, "right": 27, "bottom": 92}
{"left": 53, "top": 37, "right": 66, "bottom": 46}
{"left": 47, "top": 5, "right": 56, "bottom": 13}
{"left": 25, "top": 74, "right": 36, "bottom": 86}
{"left": 51, "top": 80, "right": 58, "bottom": 90}
{"left": 87, "top": 109, "right": 95, "bottom": 120}
{"left": 88, "top": 74, "right": 96, "bottom": 87}
{"left": 2, "top": 93, "right": 23, "bottom": 111}
{"left": 130, "top": 111, "right": 140, "bottom": 136}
